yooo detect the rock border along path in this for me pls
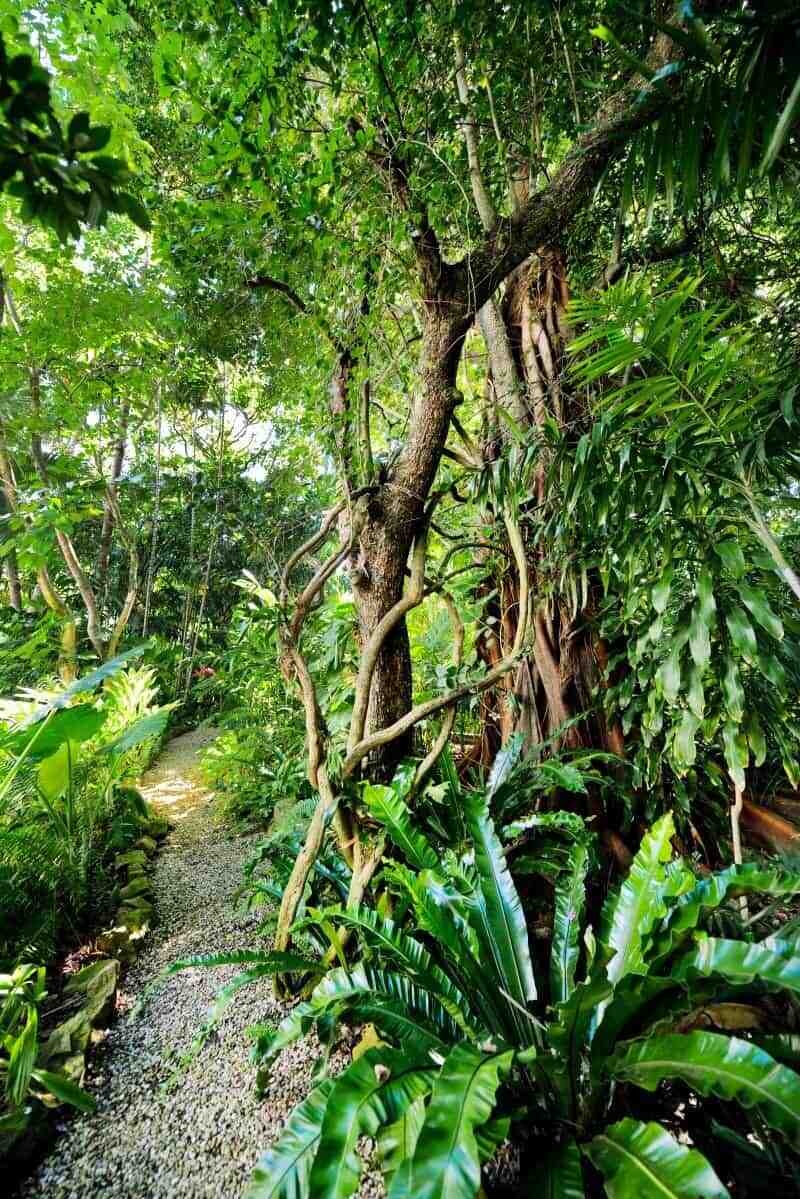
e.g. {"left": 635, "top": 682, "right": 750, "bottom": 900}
{"left": 15, "top": 726, "right": 368, "bottom": 1199}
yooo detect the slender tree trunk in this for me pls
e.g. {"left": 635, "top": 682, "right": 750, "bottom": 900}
{"left": 96, "top": 398, "right": 131, "bottom": 602}
{"left": 4, "top": 554, "right": 22, "bottom": 610}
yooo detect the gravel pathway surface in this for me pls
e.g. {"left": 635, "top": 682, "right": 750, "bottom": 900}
{"left": 16, "top": 727, "right": 379, "bottom": 1199}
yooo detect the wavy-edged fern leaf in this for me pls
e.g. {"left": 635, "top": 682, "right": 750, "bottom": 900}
{"left": 587, "top": 1118, "right": 729, "bottom": 1198}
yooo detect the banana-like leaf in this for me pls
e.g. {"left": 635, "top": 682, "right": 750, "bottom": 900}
{"left": 600, "top": 813, "right": 681, "bottom": 989}
{"left": 405, "top": 1043, "right": 514, "bottom": 1199}
{"left": 540, "top": 1138, "right": 585, "bottom": 1197}
{"left": 248, "top": 1078, "right": 334, "bottom": 1198}
{"left": 486, "top": 732, "right": 525, "bottom": 798}
{"left": 310, "top": 1048, "right": 434, "bottom": 1199}
{"left": 587, "top": 1118, "right": 729, "bottom": 1198}
{"left": 363, "top": 784, "right": 438, "bottom": 871}
{"left": 612, "top": 1031, "right": 800, "bottom": 1147}
{"left": 313, "top": 905, "right": 476, "bottom": 1034}
{"left": 672, "top": 934, "right": 800, "bottom": 996}
{"left": 30, "top": 1068, "right": 96, "bottom": 1112}
{"left": 650, "top": 863, "right": 800, "bottom": 962}
{"left": 463, "top": 790, "right": 537, "bottom": 1032}
{"left": 550, "top": 844, "right": 589, "bottom": 1005}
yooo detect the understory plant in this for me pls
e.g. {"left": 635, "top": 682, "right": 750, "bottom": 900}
{"left": 0, "top": 963, "right": 94, "bottom": 1154}
{"left": 222, "top": 797, "right": 800, "bottom": 1199}
{"left": 0, "top": 651, "right": 171, "bottom": 960}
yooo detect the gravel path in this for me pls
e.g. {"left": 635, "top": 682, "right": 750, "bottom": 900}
{"left": 16, "top": 727, "right": 371, "bottom": 1199}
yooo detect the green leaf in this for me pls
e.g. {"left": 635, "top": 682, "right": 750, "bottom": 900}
{"left": 550, "top": 843, "right": 589, "bottom": 1005}
{"left": 652, "top": 574, "right": 671, "bottom": 615}
{"left": 310, "top": 1049, "right": 434, "bottom": 1199}
{"left": 651, "top": 863, "right": 800, "bottom": 962}
{"left": 601, "top": 813, "right": 677, "bottom": 987}
{"left": 721, "top": 658, "right": 744, "bottom": 722}
{"left": 463, "top": 789, "right": 537, "bottom": 1030}
{"left": 613, "top": 1031, "right": 800, "bottom": 1146}
{"left": 37, "top": 741, "right": 71, "bottom": 800}
{"left": 379, "top": 1094, "right": 426, "bottom": 1186}
{"left": 1, "top": 705, "right": 106, "bottom": 759}
{"left": 247, "top": 1079, "right": 335, "bottom": 1198}
{"left": 101, "top": 709, "right": 171, "bottom": 754}
{"left": 672, "top": 934, "right": 800, "bottom": 996}
{"left": 405, "top": 1044, "right": 513, "bottom": 1199}
{"left": 688, "top": 601, "right": 711, "bottom": 670}
{"left": 363, "top": 784, "right": 438, "bottom": 871}
{"left": 8, "top": 1004, "right": 37, "bottom": 1105}
{"left": 760, "top": 72, "right": 800, "bottom": 174}
{"left": 657, "top": 647, "right": 682, "bottom": 704}
{"left": 540, "top": 1138, "right": 585, "bottom": 1198}
{"left": 714, "top": 540, "right": 746, "bottom": 579}
{"left": 55, "top": 648, "right": 145, "bottom": 704}
{"left": 738, "top": 583, "right": 783, "bottom": 641}
{"left": 312, "top": 906, "right": 474, "bottom": 1033}
{"left": 587, "top": 1118, "right": 729, "bottom": 1198}
{"left": 672, "top": 709, "right": 699, "bottom": 772}
{"left": 30, "top": 1068, "right": 96, "bottom": 1113}
{"left": 725, "top": 606, "right": 757, "bottom": 664}
{"left": 722, "top": 721, "right": 748, "bottom": 789}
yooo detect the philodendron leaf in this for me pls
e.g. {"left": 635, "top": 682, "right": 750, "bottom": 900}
{"left": 612, "top": 1032, "right": 800, "bottom": 1147}
{"left": 587, "top": 1118, "right": 729, "bottom": 1198}
{"left": 672, "top": 934, "right": 800, "bottom": 996}
{"left": 247, "top": 1078, "right": 334, "bottom": 1198}
{"left": 309, "top": 1048, "right": 434, "bottom": 1199}
{"left": 405, "top": 1043, "right": 514, "bottom": 1199}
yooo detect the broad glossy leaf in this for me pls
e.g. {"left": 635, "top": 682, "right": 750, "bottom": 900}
{"left": 101, "top": 709, "right": 171, "bottom": 754}
{"left": 405, "top": 1044, "right": 513, "bottom": 1199}
{"left": 587, "top": 1118, "right": 729, "bottom": 1198}
{"left": 486, "top": 732, "right": 524, "bottom": 798}
{"left": 248, "top": 1079, "right": 334, "bottom": 1198}
{"left": 749, "top": 1034, "right": 800, "bottom": 1068}
{"left": 463, "top": 789, "right": 537, "bottom": 1038}
{"left": 2, "top": 704, "right": 106, "bottom": 759}
{"left": 601, "top": 812, "right": 678, "bottom": 987}
{"left": 379, "top": 1094, "right": 425, "bottom": 1187}
{"left": 310, "top": 1049, "right": 433, "bottom": 1199}
{"left": 363, "top": 784, "right": 438, "bottom": 871}
{"left": 613, "top": 1031, "right": 800, "bottom": 1146}
{"left": 672, "top": 934, "right": 800, "bottom": 995}
{"left": 714, "top": 540, "right": 745, "bottom": 578}
{"left": 314, "top": 905, "right": 474, "bottom": 1032}
{"left": 725, "top": 606, "right": 757, "bottom": 664}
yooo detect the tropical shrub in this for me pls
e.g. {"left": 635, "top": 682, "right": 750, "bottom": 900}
{"left": 0, "top": 963, "right": 94, "bottom": 1156}
{"left": 234, "top": 801, "right": 800, "bottom": 1199}
{"left": 0, "top": 652, "right": 171, "bottom": 962}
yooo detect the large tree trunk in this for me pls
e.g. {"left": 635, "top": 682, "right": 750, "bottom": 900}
{"left": 479, "top": 250, "right": 625, "bottom": 769}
